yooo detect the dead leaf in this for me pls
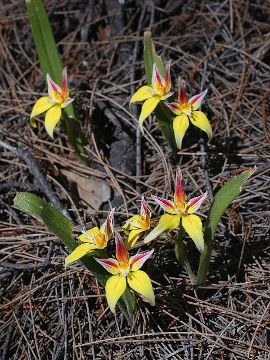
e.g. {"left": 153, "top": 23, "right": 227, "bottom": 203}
{"left": 61, "top": 170, "right": 111, "bottom": 210}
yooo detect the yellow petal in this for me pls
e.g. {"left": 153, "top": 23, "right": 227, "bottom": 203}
{"left": 173, "top": 114, "right": 189, "bottom": 149}
{"left": 190, "top": 111, "right": 212, "bottom": 141}
{"left": 139, "top": 96, "right": 160, "bottom": 131}
{"left": 65, "top": 243, "right": 97, "bottom": 268}
{"left": 130, "top": 86, "right": 155, "bottom": 103}
{"left": 123, "top": 215, "right": 141, "bottom": 231}
{"left": 30, "top": 118, "right": 37, "bottom": 128}
{"left": 105, "top": 274, "right": 126, "bottom": 313}
{"left": 30, "top": 96, "right": 54, "bottom": 119}
{"left": 144, "top": 214, "right": 180, "bottom": 244}
{"left": 127, "top": 270, "right": 155, "bottom": 306}
{"left": 79, "top": 227, "right": 100, "bottom": 243}
{"left": 125, "top": 229, "right": 143, "bottom": 249}
{"left": 182, "top": 214, "right": 204, "bottom": 252}
{"left": 44, "top": 104, "right": 62, "bottom": 138}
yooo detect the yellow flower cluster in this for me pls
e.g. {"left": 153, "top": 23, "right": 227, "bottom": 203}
{"left": 65, "top": 170, "right": 207, "bottom": 313}
{"left": 130, "top": 63, "right": 212, "bottom": 149}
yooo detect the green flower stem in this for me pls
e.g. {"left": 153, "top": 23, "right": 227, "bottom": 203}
{"left": 195, "top": 229, "right": 213, "bottom": 286}
{"left": 155, "top": 103, "right": 178, "bottom": 152}
{"left": 61, "top": 110, "right": 90, "bottom": 165}
{"left": 174, "top": 227, "right": 195, "bottom": 283}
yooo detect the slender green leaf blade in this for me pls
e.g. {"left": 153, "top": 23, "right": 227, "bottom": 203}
{"left": 196, "top": 168, "right": 255, "bottom": 285}
{"left": 14, "top": 192, "right": 136, "bottom": 320}
{"left": 205, "top": 168, "right": 255, "bottom": 237}
{"left": 25, "top": 0, "right": 62, "bottom": 81}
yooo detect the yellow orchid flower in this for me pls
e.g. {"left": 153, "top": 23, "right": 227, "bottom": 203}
{"left": 166, "top": 84, "right": 212, "bottom": 149}
{"left": 130, "top": 62, "right": 173, "bottom": 131}
{"left": 95, "top": 233, "right": 155, "bottom": 313}
{"left": 30, "top": 67, "right": 74, "bottom": 138}
{"left": 65, "top": 209, "right": 115, "bottom": 268}
{"left": 123, "top": 196, "right": 151, "bottom": 249}
{"left": 144, "top": 169, "right": 207, "bottom": 252}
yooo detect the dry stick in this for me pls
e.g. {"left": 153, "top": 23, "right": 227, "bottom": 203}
{"left": 0, "top": 139, "right": 68, "bottom": 217}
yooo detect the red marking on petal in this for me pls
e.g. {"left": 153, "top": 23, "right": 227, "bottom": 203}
{"left": 189, "top": 89, "right": 208, "bottom": 109}
{"left": 95, "top": 257, "right": 119, "bottom": 274}
{"left": 115, "top": 233, "right": 129, "bottom": 263}
{"left": 129, "top": 253, "right": 145, "bottom": 266}
{"left": 178, "top": 85, "right": 187, "bottom": 104}
{"left": 141, "top": 196, "right": 147, "bottom": 215}
{"left": 190, "top": 94, "right": 201, "bottom": 105}
{"left": 166, "top": 102, "right": 181, "bottom": 115}
{"left": 129, "top": 249, "right": 154, "bottom": 269}
{"left": 156, "top": 71, "right": 162, "bottom": 87}
{"left": 152, "top": 63, "right": 163, "bottom": 87}
{"left": 61, "top": 67, "right": 68, "bottom": 99}
{"left": 104, "top": 208, "right": 115, "bottom": 241}
{"left": 100, "top": 259, "right": 118, "bottom": 268}
{"left": 164, "top": 61, "right": 171, "bottom": 91}
{"left": 188, "top": 196, "right": 200, "bottom": 208}
{"left": 140, "top": 196, "right": 150, "bottom": 221}
{"left": 152, "top": 196, "right": 175, "bottom": 209}
{"left": 48, "top": 77, "right": 59, "bottom": 93}
{"left": 186, "top": 192, "right": 207, "bottom": 212}
{"left": 174, "top": 168, "right": 185, "bottom": 203}
{"left": 108, "top": 208, "right": 115, "bottom": 228}
{"left": 170, "top": 103, "right": 181, "bottom": 110}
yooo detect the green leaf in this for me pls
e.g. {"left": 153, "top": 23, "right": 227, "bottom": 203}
{"left": 144, "top": 31, "right": 166, "bottom": 83}
{"left": 196, "top": 168, "right": 255, "bottom": 285}
{"left": 143, "top": 31, "right": 177, "bottom": 151}
{"left": 61, "top": 111, "right": 90, "bottom": 166}
{"left": 155, "top": 103, "right": 177, "bottom": 152}
{"left": 14, "top": 192, "right": 136, "bottom": 321}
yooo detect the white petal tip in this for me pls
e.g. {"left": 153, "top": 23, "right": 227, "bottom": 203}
{"left": 197, "top": 243, "right": 204, "bottom": 253}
